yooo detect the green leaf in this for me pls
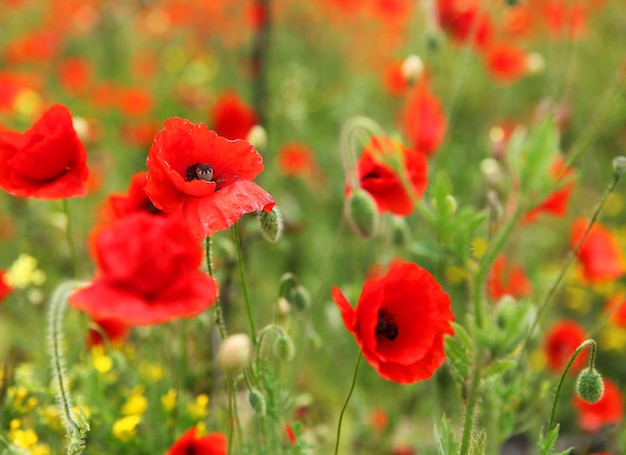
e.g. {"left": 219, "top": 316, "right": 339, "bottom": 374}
{"left": 483, "top": 359, "right": 516, "bottom": 381}
{"left": 435, "top": 415, "right": 458, "bottom": 455}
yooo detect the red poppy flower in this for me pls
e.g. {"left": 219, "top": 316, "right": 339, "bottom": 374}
{"left": 210, "top": 91, "right": 257, "bottom": 141}
{"left": 70, "top": 213, "right": 218, "bottom": 326}
{"left": 145, "top": 117, "right": 275, "bottom": 240}
{"left": 488, "top": 255, "right": 533, "bottom": 301}
{"left": 277, "top": 143, "right": 316, "bottom": 178}
{"left": 166, "top": 427, "right": 227, "bottom": 455}
{"left": 524, "top": 156, "right": 574, "bottom": 222}
{"left": 332, "top": 261, "right": 454, "bottom": 384}
{"left": 437, "top": 0, "right": 493, "bottom": 49}
{"left": 605, "top": 293, "right": 626, "bottom": 328}
{"left": 0, "top": 104, "right": 89, "bottom": 199}
{"left": 574, "top": 378, "right": 623, "bottom": 432}
{"left": 0, "top": 270, "right": 12, "bottom": 303}
{"left": 104, "top": 171, "right": 163, "bottom": 221}
{"left": 85, "top": 317, "right": 129, "bottom": 349}
{"left": 571, "top": 219, "right": 625, "bottom": 283}
{"left": 383, "top": 61, "right": 407, "bottom": 96}
{"left": 401, "top": 84, "right": 447, "bottom": 157}
{"left": 352, "top": 136, "right": 428, "bottom": 216}
{"left": 57, "top": 57, "right": 92, "bottom": 96}
{"left": 284, "top": 424, "right": 297, "bottom": 445}
{"left": 544, "top": 320, "right": 587, "bottom": 373}
{"left": 542, "top": 1, "right": 587, "bottom": 39}
{"left": 484, "top": 43, "right": 528, "bottom": 84}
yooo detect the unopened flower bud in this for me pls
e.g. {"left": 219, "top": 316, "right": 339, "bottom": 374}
{"left": 277, "top": 297, "right": 291, "bottom": 317}
{"left": 612, "top": 156, "right": 626, "bottom": 178}
{"left": 291, "top": 285, "right": 311, "bottom": 312}
{"left": 246, "top": 125, "right": 267, "bottom": 151}
{"left": 218, "top": 334, "right": 252, "bottom": 377}
{"left": 401, "top": 55, "right": 424, "bottom": 84}
{"left": 258, "top": 206, "right": 283, "bottom": 243}
{"left": 345, "top": 189, "right": 379, "bottom": 239}
{"left": 525, "top": 52, "right": 545, "bottom": 75}
{"left": 391, "top": 216, "right": 411, "bottom": 246}
{"left": 576, "top": 367, "right": 604, "bottom": 403}
{"left": 274, "top": 334, "right": 295, "bottom": 362}
{"left": 248, "top": 389, "right": 267, "bottom": 416}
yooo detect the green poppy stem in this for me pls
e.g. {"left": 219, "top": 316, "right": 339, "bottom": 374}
{"left": 205, "top": 237, "right": 227, "bottom": 340}
{"left": 62, "top": 199, "right": 78, "bottom": 277}
{"left": 334, "top": 350, "right": 362, "bottom": 455}
{"left": 232, "top": 223, "right": 257, "bottom": 343}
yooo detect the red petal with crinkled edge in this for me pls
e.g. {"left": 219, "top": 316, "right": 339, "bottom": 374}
{"left": 182, "top": 179, "right": 275, "bottom": 240}
{"left": 331, "top": 286, "right": 357, "bottom": 335}
{"left": 70, "top": 271, "right": 217, "bottom": 326}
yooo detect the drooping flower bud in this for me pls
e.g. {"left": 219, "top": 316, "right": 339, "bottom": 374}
{"left": 257, "top": 206, "right": 283, "bottom": 243}
{"left": 576, "top": 367, "right": 604, "bottom": 403}
{"left": 218, "top": 333, "right": 252, "bottom": 377}
{"left": 274, "top": 334, "right": 295, "bottom": 362}
{"left": 291, "top": 285, "right": 311, "bottom": 312}
{"left": 248, "top": 389, "right": 267, "bottom": 416}
{"left": 612, "top": 156, "right": 626, "bottom": 178}
{"left": 391, "top": 216, "right": 411, "bottom": 246}
{"left": 246, "top": 125, "right": 268, "bottom": 151}
{"left": 345, "top": 188, "right": 379, "bottom": 239}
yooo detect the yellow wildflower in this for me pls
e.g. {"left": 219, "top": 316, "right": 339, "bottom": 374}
{"left": 5, "top": 254, "right": 46, "bottom": 289}
{"left": 31, "top": 444, "right": 51, "bottom": 455}
{"left": 113, "top": 415, "right": 141, "bottom": 441}
{"left": 11, "top": 428, "right": 38, "bottom": 448}
{"left": 161, "top": 389, "right": 177, "bottom": 412}
{"left": 187, "top": 394, "right": 209, "bottom": 419}
{"left": 122, "top": 388, "right": 148, "bottom": 416}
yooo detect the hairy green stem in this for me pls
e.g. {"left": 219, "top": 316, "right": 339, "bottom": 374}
{"left": 548, "top": 339, "right": 596, "bottom": 430}
{"left": 459, "top": 360, "right": 481, "bottom": 455}
{"left": 334, "top": 351, "right": 362, "bottom": 455}
{"left": 339, "top": 116, "right": 387, "bottom": 189}
{"left": 205, "top": 237, "right": 227, "bottom": 340}
{"left": 232, "top": 223, "right": 257, "bottom": 343}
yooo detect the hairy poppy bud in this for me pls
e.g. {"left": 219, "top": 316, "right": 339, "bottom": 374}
{"left": 218, "top": 334, "right": 252, "bottom": 377}
{"left": 612, "top": 156, "right": 626, "bottom": 178}
{"left": 391, "top": 216, "right": 411, "bottom": 246}
{"left": 248, "top": 389, "right": 267, "bottom": 416}
{"left": 345, "top": 189, "right": 379, "bottom": 239}
{"left": 258, "top": 206, "right": 283, "bottom": 243}
{"left": 291, "top": 285, "right": 311, "bottom": 312}
{"left": 274, "top": 334, "right": 295, "bottom": 362}
{"left": 576, "top": 367, "right": 604, "bottom": 403}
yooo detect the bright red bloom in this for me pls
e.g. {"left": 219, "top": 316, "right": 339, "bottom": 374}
{"left": 57, "top": 58, "right": 92, "bottom": 96}
{"left": 210, "top": 92, "right": 257, "bottom": 141}
{"left": 0, "top": 270, "right": 12, "bottom": 303}
{"left": 0, "top": 104, "right": 89, "bottom": 199}
{"left": 332, "top": 261, "right": 454, "bottom": 384}
{"left": 544, "top": 320, "right": 587, "bottom": 373}
{"left": 574, "top": 378, "right": 623, "bottom": 432}
{"left": 70, "top": 213, "right": 217, "bottom": 326}
{"left": 484, "top": 43, "right": 528, "bottom": 84}
{"left": 277, "top": 143, "right": 316, "bottom": 178}
{"left": 117, "top": 88, "right": 153, "bottom": 118}
{"left": 605, "top": 292, "right": 626, "bottom": 328}
{"left": 145, "top": 117, "right": 275, "bottom": 240}
{"left": 352, "top": 136, "right": 428, "bottom": 216}
{"left": 85, "top": 317, "right": 129, "bottom": 348}
{"left": 401, "top": 84, "right": 447, "bottom": 157}
{"left": 542, "top": 1, "right": 587, "bottom": 39}
{"left": 571, "top": 219, "right": 626, "bottom": 283}
{"left": 104, "top": 171, "right": 163, "bottom": 221}
{"left": 488, "top": 255, "right": 533, "bottom": 301}
{"left": 383, "top": 61, "right": 407, "bottom": 96}
{"left": 437, "top": 0, "right": 493, "bottom": 49}
{"left": 166, "top": 427, "right": 227, "bottom": 455}
{"left": 284, "top": 424, "right": 297, "bottom": 445}
{"left": 525, "top": 156, "right": 574, "bottom": 222}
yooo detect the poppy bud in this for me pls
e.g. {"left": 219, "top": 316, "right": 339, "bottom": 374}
{"left": 525, "top": 52, "right": 545, "bottom": 75}
{"left": 612, "top": 156, "right": 626, "bottom": 178}
{"left": 218, "top": 334, "right": 252, "bottom": 377}
{"left": 257, "top": 206, "right": 283, "bottom": 243}
{"left": 291, "top": 285, "right": 311, "bottom": 312}
{"left": 277, "top": 297, "right": 291, "bottom": 317}
{"left": 248, "top": 389, "right": 267, "bottom": 416}
{"left": 576, "top": 367, "right": 604, "bottom": 403}
{"left": 391, "top": 216, "right": 411, "bottom": 246}
{"left": 401, "top": 55, "right": 424, "bottom": 85}
{"left": 274, "top": 334, "right": 295, "bottom": 362}
{"left": 345, "top": 189, "right": 380, "bottom": 239}
{"left": 246, "top": 125, "right": 267, "bottom": 151}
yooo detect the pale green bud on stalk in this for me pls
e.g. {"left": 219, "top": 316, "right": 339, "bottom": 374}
{"left": 612, "top": 156, "right": 626, "bottom": 178}
{"left": 248, "top": 389, "right": 267, "bottom": 416}
{"left": 246, "top": 125, "right": 268, "bottom": 151}
{"left": 344, "top": 189, "right": 379, "bottom": 239}
{"left": 576, "top": 367, "right": 604, "bottom": 403}
{"left": 291, "top": 285, "right": 311, "bottom": 312}
{"left": 274, "top": 334, "right": 295, "bottom": 362}
{"left": 257, "top": 206, "right": 283, "bottom": 243}
{"left": 218, "top": 333, "right": 252, "bottom": 377}
{"left": 401, "top": 55, "right": 424, "bottom": 84}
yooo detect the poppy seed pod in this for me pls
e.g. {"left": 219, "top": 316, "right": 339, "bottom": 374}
{"left": 257, "top": 206, "right": 283, "bottom": 243}
{"left": 218, "top": 334, "right": 252, "bottom": 377}
{"left": 576, "top": 367, "right": 604, "bottom": 404}
{"left": 345, "top": 188, "right": 380, "bottom": 239}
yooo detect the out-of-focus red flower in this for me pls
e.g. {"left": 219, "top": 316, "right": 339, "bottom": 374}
{"left": 0, "top": 270, "right": 12, "bottom": 303}
{"left": 393, "top": 447, "right": 417, "bottom": 455}
{"left": 383, "top": 61, "right": 407, "bottom": 96}
{"left": 544, "top": 320, "right": 587, "bottom": 373}
{"left": 525, "top": 156, "right": 574, "bottom": 222}
{"left": 352, "top": 136, "right": 428, "bottom": 216}
{"left": 574, "top": 378, "right": 623, "bottom": 432}
{"left": 571, "top": 219, "right": 626, "bottom": 283}
{"left": 284, "top": 424, "right": 297, "bottom": 445}
{"left": 4, "top": 30, "right": 61, "bottom": 64}
{"left": 488, "top": 255, "right": 533, "bottom": 301}
{"left": 484, "top": 43, "right": 528, "bottom": 84}
{"left": 70, "top": 213, "right": 218, "bottom": 326}
{"left": 371, "top": 408, "right": 388, "bottom": 432}
{"left": 277, "top": 143, "right": 316, "bottom": 178}
{"left": 437, "top": 0, "right": 493, "bottom": 49}
{"left": 145, "top": 117, "right": 275, "bottom": 240}
{"left": 120, "top": 120, "right": 160, "bottom": 149}
{"left": 0, "top": 104, "right": 89, "bottom": 199}
{"left": 210, "top": 91, "right": 257, "bottom": 141}
{"left": 605, "top": 292, "right": 626, "bottom": 328}
{"left": 103, "top": 171, "right": 165, "bottom": 221}
{"left": 401, "top": 83, "right": 447, "bottom": 157}
{"left": 166, "top": 427, "right": 227, "bottom": 455}
{"left": 542, "top": 1, "right": 587, "bottom": 39}
{"left": 246, "top": 3, "right": 267, "bottom": 29}
{"left": 86, "top": 317, "right": 129, "bottom": 348}
{"left": 332, "top": 261, "right": 454, "bottom": 384}
{"left": 58, "top": 58, "right": 92, "bottom": 96}
{"left": 370, "top": 0, "right": 411, "bottom": 25}
{"left": 0, "top": 72, "right": 31, "bottom": 111}
{"left": 503, "top": 5, "right": 534, "bottom": 39}
{"left": 117, "top": 88, "right": 153, "bottom": 117}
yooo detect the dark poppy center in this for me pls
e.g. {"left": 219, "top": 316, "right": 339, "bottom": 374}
{"left": 186, "top": 163, "right": 214, "bottom": 182}
{"left": 376, "top": 308, "right": 398, "bottom": 341}
{"left": 184, "top": 445, "right": 197, "bottom": 455}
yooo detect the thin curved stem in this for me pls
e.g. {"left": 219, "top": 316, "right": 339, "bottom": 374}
{"left": 205, "top": 237, "right": 227, "bottom": 340}
{"left": 232, "top": 223, "right": 257, "bottom": 343}
{"left": 334, "top": 350, "right": 362, "bottom": 455}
